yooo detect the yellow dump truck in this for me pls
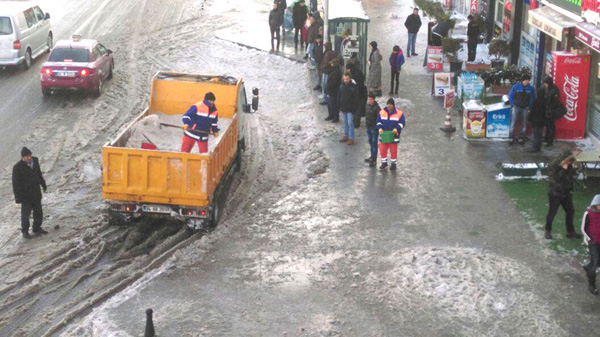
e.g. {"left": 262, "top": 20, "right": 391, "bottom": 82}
{"left": 102, "top": 71, "right": 257, "bottom": 228}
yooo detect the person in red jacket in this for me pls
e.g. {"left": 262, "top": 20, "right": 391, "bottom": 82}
{"left": 582, "top": 195, "right": 600, "bottom": 295}
{"left": 181, "top": 92, "right": 219, "bottom": 154}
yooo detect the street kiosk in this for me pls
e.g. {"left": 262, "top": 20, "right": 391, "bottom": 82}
{"left": 326, "top": 0, "right": 370, "bottom": 75}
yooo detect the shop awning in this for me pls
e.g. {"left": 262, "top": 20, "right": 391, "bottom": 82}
{"left": 528, "top": 6, "right": 580, "bottom": 40}
{"left": 328, "top": 0, "right": 370, "bottom": 22}
{"left": 575, "top": 22, "right": 600, "bottom": 53}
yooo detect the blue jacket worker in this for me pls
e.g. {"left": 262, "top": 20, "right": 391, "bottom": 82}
{"left": 377, "top": 98, "right": 405, "bottom": 171}
{"left": 508, "top": 74, "right": 535, "bottom": 144}
{"left": 181, "top": 92, "right": 220, "bottom": 154}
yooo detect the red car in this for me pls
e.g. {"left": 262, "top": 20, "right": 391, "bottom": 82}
{"left": 40, "top": 35, "right": 114, "bottom": 97}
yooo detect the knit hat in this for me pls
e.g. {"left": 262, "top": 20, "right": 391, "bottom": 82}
{"left": 543, "top": 76, "right": 553, "bottom": 86}
{"left": 591, "top": 195, "right": 600, "bottom": 207}
{"left": 204, "top": 92, "right": 216, "bottom": 101}
{"left": 393, "top": 45, "right": 400, "bottom": 52}
{"left": 368, "top": 93, "right": 377, "bottom": 99}
{"left": 21, "top": 147, "right": 32, "bottom": 157}
{"left": 386, "top": 98, "right": 395, "bottom": 106}
{"left": 521, "top": 74, "right": 531, "bottom": 81}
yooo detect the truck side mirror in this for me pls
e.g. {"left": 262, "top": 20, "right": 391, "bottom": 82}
{"left": 45, "top": 13, "right": 50, "bottom": 20}
{"left": 251, "top": 87, "right": 259, "bottom": 111}
{"left": 243, "top": 104, "right": 251, "bottom": 113}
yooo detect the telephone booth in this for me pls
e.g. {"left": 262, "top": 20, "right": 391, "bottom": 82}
{"left": 326, "top": 0, "right": 370, "bottom": 75}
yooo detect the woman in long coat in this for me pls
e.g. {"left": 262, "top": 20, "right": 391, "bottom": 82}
{"left": 367, "top": 41, "right": 383, "bottom": 96}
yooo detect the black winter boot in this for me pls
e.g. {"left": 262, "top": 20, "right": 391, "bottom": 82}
{"left": 588, "top": 273, "right": 598, "bottom": 295}
{"left": 379, "top": 162, "right": 388, "bottom": 170}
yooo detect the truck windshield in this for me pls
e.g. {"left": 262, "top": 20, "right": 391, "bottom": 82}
{"left": 0, "top": 17, "right": 12, "bottom": 35}
{"left": 48, "top": 48, "right": 89, "bottom": 62}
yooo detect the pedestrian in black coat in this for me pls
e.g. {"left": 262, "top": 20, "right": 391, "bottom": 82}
{"left": 12, "top": 147, "right": 48, "bottom": 239}
{"left": 269, "top": 2, "right": 283, "bottom": 52}
{"left": 346, "top": 62, "right": 367, "bottom": 127}
{"left": 404, "top": 8, "right": 421, "bottom": 56}
{"left": 292, "top": 0, "right": 308, "bottom": 49}
{"left": 543, "top": 76, "right": 561, "bottom": 147}
{"left": 325, "top": 58, "right": 342, "bottom": 122}
{"left": 527, "top": 88, "right": 547, "bottom": 152}
{"left": 313, "top": 35, "right": 324, "bottom": 90}
{"left": 466, "top": 15, "right": 480, "bottom": 62}
{"left": 545, "top": 150, "right": 583, "bottom": 240}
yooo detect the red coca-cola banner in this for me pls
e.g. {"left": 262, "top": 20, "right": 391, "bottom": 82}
{"left": 551, "top": 52, "right": 591, "bottom": 139}
{"left": 581, "top": 0, "right": 599, "bottom": 14}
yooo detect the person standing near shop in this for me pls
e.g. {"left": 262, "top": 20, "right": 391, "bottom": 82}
{"left": 389, "top": 45, "right": 405, "bottom": 95}
{"left": 269, "top": 1, "right": 283, "bottom": 52}
{"left": 337, "top": 72, "right": 359, "bottom": 145}
{"left": 13, "top": 147, "right": 48, "bottom": 239}
{"left": 313, "top": 34, "right": 324, "bottom": 91}
{"left": 321, "top": 41, "right": 337, "bottom": 106}
{"left": 466, "top": 15, "right": 480, "bottom": 62}
{"left": 377, "top": 98, "right": 405, "bottom": 171}
{"left": 345, "top": 62, "right": 367, "bottom": 127}
{"left": 508, "top": 74, "right": 535, "bottom": 145}
{"left": 582, "top": 195, "right": 600, "bottom": 295}
{"left": 526, "top": 87, "right": 547, "bottom": 153}
{"left": 292, "top": 0, "right": 308, "bottom": 51}
{"left": 545, "top": 150, "right": 583, "bottom": 240}
{"left": 367, "top": 41, "right": 383, "bottom": 97}
{"left": 404, "top": 8, "right": 421, "bottom": 57}
{"left": 276, "top": 0, "right": 287, "bottom": 37}
{"left": 365, "top": 93, "right": 381, "bottom": 167}
{"left": 543, "top": 76, "right": 562, "bottom": 147}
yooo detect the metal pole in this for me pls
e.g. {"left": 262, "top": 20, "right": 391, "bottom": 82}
{"left": 324, "top": 0, "right": 329, "bottom": 43}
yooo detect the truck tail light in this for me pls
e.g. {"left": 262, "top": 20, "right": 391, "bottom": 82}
{"left": 13, "top": 40, "right": 21, "bottom": 50}
{"left": 181, "top": 209, "right": 207, "bottom": 217}
{"left": 111, "top": 203, "right": 136, "bottom": 212}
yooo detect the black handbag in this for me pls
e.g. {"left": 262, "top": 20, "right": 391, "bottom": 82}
{"left": 553, "top": 104, "right": 567, "bottom": 121}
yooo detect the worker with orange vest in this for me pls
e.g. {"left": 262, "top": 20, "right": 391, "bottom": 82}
{"left": 377, "top": 98, "right": 405, "bottom": 171}
{"left": 181, "top": 92, "right": 219, "bottom": 153}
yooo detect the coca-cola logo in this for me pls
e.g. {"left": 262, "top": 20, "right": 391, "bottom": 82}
{"left": 563, "top": 74, "right": 579, "bottom": 122}
{"left": 564, "top": 58, "right": 582, "bottom": 64}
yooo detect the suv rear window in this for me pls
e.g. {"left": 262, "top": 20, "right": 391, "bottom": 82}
{"left": 48, "top": 48, "right": 89, "bottom": 62}
{"left": 0, "top": 17, "right": 12, "bottom": 35}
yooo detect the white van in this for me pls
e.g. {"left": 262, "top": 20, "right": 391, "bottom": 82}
{"left": 0, "top": 2, "right": 52, "bottom": 69}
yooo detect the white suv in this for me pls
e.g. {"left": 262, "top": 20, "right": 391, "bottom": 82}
{"left": 0, "top": 2, "right": 52, "bottom": 69}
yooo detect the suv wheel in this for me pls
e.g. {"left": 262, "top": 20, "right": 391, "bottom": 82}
{"left": 23, "top": 49, "right": 32, "bottom": 69}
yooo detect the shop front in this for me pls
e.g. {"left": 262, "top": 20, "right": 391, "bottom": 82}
{"left": 575, "top": 22, "right": 600, "bottom": 138}
{"left": 529, "top": 5, "right": 587, "bottom": 139}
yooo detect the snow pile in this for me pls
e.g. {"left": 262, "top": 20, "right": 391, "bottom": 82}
{"left": 384, "top": 247, "right": 564, "bottom": 336}
{"left": 125, "top": 113, "right": 232, "bottom": 152}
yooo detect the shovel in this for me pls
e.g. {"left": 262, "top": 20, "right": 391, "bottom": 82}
{"left": 160, "top": 123, "right": 210, "bottom": 135}
{"left": 141, "top": 133, "right": 158, "bottom": 150}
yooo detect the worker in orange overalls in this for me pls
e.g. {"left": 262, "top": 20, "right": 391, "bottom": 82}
{"left": 181, "top": 92, "right": 219, "bottom": 153}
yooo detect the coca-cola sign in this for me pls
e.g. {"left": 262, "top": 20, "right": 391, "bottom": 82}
{"left": 552, "top": 51, "right": 590, "bottom": 139}
{"left": 563, "top": 74, "right": 579, "bottom": 121}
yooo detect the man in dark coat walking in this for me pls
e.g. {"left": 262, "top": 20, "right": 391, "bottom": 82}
{"left": 269, "top": 1, "right": 283, "bottom": 52}
{"left": 545, "top": 150, "right": 583, "bottom": 240}
{"left": 12, "top": 147, "right": 48, "bottom": 239}
{"left": 313, "top": 35, "right": 324, "bottom": 90}
{"left": 404, "top": 8, "right": 421, "bottom": 57}
{"left": 466, "top": 15, "right": 480, "bottom": 62}
{"left": 292, "top": 0, "right": 308, "bottom": 50}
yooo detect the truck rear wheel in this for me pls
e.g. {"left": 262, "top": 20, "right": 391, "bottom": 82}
{"left": 210, "top": 199, "right": 220, "bottom": 227}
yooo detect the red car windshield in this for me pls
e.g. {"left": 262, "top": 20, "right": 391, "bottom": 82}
{"left": 49, "top": 48, "right": 89, "bottom": 63}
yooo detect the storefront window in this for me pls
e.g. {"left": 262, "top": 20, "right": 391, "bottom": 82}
{"left": 496, "top": 0, "right": 504, "bottom": 23}
{"left": 503, "top": 0, "right": 512, "bottom": 36}
{"left": 522, "top": 3, "right": 531, "bottom": 34}
{"left": 591, "top": 63, "right": 600, "bottom": 137}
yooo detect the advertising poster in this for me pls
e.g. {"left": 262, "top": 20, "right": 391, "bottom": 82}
{"left": 427, "top": 46, "right": 444, "bottom": 71}
{"left": 444, "top": 90, "right": 455, "bottom": 109}
{"left": 433, "top": 72, "right": 453, "bottom": 96}
{"left": 485, "top": 104, "right": 511, "bottom": 138}
{"left": 463, "top": 101, "right": 486, "bottom": 138}
{"left": 551, "top": 51, "right": 590, "bottom": 139}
